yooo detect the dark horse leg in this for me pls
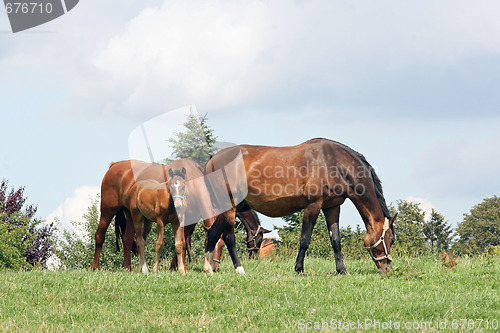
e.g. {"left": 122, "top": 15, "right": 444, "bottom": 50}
{"left": 323, "top": 206, "right": 348, "bottom": 275}
{"left": 221, "top": 211, "right": 244, "bottom": 274}
{"left": 294, "top": 201, "right": 323, "bottom": 275}
{"left": 116, "top": 209, "right": 135, "bottom": 271}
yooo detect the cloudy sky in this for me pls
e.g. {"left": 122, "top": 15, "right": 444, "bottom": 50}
{"left": 1, "top": 0, "right": 500, "bottom": 235}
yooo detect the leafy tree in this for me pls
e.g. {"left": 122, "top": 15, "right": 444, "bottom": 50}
{"left": 168, "top": 112, "right": 218, "bottom": 165}
{"left": 0, "top": 179, "right": 55, "bottom": 268}
{"left": 454, "top": 195, "right": 500, "bottom": 255}
{"left": 0, "top": 205, "right": 33, "bottom": 269}
{"left": 390, "top": 200, "right": 427, "bottom": 256}
{"left": 422, "top": 208, "right": 452, "bottom": 253}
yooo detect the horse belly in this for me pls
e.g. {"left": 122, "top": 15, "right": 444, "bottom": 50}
{"left": 244, "top": 194, "right": 306, "bottom": 218}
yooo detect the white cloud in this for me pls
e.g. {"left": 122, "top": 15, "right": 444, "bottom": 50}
{"left": 56, "top": 0, "right": 500, "bottom": 118}
{"left": 3, "top": 0, "right": 500, "bottom": 121}
{"left": 45, "top": 186, "right": 100, "bottom": 233}
{"left": 405, "top": 197, "right": 436, "bottom": 220}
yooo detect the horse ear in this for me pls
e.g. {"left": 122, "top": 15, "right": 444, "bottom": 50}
{"left": 168, "top": 168, "right": 174, "bottom": 178}
{"left": 261, "top": 227, "right": 272, "bottom": 234}
{"left": 181, "top": 167, "right": 186, "bottom": 177}
{"left": 390, "top": 213, "right": 398, "bottom": 225}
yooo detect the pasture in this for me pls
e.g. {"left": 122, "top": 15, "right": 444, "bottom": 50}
{"left": 0, "top": 256, "right": 498, "bottom": 332}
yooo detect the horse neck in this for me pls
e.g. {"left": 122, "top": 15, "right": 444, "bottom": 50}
{"left": 348, "top": 189, "right": 386, "bottom": 233}
{"left": 238, "top": 210, "right": 260, "bottom": 238}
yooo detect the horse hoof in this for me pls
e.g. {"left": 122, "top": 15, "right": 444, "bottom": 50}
{"left": 141, "top": 263, "right": 149, "bottom": 274}
{"left": 235, "top": 266, "right": 246, "bottom": 275}
{"left": 204, "top": 264, "right": 214, "bottom": 276}
{"left": 337, "top": 268, "right": 350, "bottom": 275}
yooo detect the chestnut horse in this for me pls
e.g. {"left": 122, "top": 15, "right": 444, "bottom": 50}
{"left": 203, "top": 138, "right": 397, "bottom": 275}
{"left": 92, "top": 159, "right": 216, "bottom": 273}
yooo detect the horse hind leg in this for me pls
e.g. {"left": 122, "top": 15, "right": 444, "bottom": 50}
{"left": 132, "top": 212, "right": 149, "bottom": 274}
{"left": 204, "top": 214, "right": 225, "bottom": 275}
{"left": 323, "top": 206, "right": 349, "bottom": 275}
{"left": 153, "top": 218, "right": 165, "bottom": 273}
{"left": 294, "top": 201, "right": 322, "bottom": 275}
{"left": 221, "top": 210, "right": 244, "bottom": 274}
{"left": 115, "top": 209, "right": 134, "bottom": 271}
{"left": 92, "top": 208, "right": 117, "bottom": 270}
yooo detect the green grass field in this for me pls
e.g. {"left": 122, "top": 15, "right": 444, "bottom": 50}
{"left": 0, "top": 256, "right": 498, "bottom": 332}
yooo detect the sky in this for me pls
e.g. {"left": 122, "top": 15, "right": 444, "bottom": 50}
{"left": 1, "top": 0, "right": 500, "bottom": 238}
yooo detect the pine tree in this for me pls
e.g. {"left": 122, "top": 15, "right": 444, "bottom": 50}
{"left": 168, "top": 112, "right": 218, "bottom": 165}
{"left": 423, "top": 208, "right": 452, "bottom": 253}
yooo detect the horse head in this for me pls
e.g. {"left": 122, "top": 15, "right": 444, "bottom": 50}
{"left": 364, "top": 213, "right": 397, "bottom": 273}
{"left": 168, "top": 167, "right": 187, "bottom": 212}
{"left": 246, "top": 225, "right": 272, "bottom": 259}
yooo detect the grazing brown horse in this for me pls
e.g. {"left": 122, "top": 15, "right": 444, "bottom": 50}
{"left": 203, "top": 138, "right": 397, "bottom": 275}
{"left": 92, "top": 159, "right": 216, "bottom": 273}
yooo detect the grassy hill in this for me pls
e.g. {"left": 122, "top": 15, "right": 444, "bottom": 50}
{"left": 0, "top": 256, "right": 498, "bottom": 332}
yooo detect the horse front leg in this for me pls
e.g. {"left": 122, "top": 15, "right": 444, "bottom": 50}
{"left": 323, "top": 206, "right": 348, "bottom": 275}
{"left": 153, "top": 218, "right": 165, "bottom": 273}
{"left": 295, "top": 201, "right": 322, "bottom": 275}
{"left": 172, "top": 219, "right": 187, "bottom": 274}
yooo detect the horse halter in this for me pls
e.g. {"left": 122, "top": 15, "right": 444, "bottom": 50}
{"left": 245, "top": 225, "right": 261, "bottom": 251}
{"left": 171, "top": 180, "right": 186, "bottom": 201}
{"left": 365, "top": 217, "right": 392, "bottom": 262}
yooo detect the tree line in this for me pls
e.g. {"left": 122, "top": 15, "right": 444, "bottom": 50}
{"left": 1, "top": 113, "right": 499, "bottom": 269}
{"left": 276, "top": 197, "right": 500, "bottom": 259}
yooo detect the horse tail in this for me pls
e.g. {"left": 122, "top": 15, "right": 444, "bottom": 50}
{"left": 114, "top": 208, "right": 126, "bottom": 252}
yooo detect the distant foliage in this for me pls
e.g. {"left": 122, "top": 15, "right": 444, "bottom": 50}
{"left": 390, "top": 200, "right": 453, "bottom": 256}
{"left": 55, "top": 195, "right": 122, "bottom": 270}
{"left": 390, "top": 201, "right": 427, "bottom": 256}
{"left": 0, "top": 179, "right": 55, "bottom": 269}
{"left": 454, "top": 195, "right": 500, "bottom": 255}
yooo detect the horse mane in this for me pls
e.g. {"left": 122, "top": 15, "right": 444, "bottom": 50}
{"left": 309, "top": 138, "right": 392, "bottom": 219}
